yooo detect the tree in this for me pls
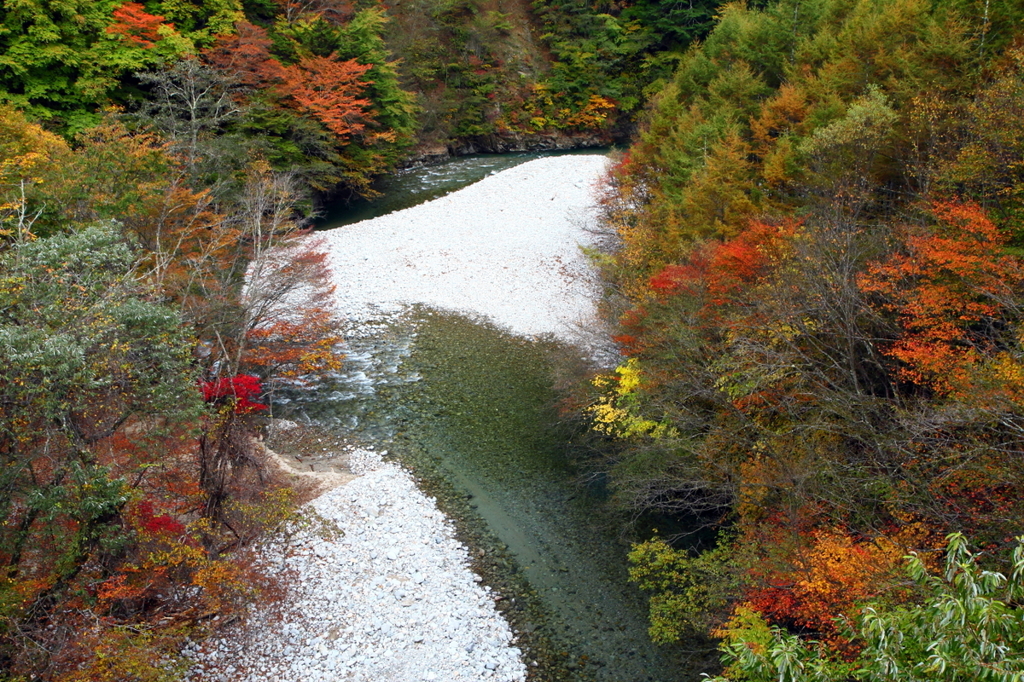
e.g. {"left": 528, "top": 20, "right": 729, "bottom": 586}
{"left": 628, "top": 535, "right": 742, "bottom": 642}
{"left": 259, "top": 7, "right": 418, "bottom": 194}
{"left": 710, "top": 533, "right": 1024, "bottom": 682}
{"left": 0, "top": 225, "right": 202, "bottom": 674}
{"left": 107, "top": 2, "right": 171, "bottom": 48}
{"left": 201, "top": 21, "right": 288, "bottom": 92}
{"left": 937, "top": 48, "right": 1024, "bottom": 236}
{"left": 281, "top": 54, "right": 372, "bottom": 140}
{"left": 184, "top": 161, "right": 343, "bottom": 515}
{"left": 241, "top": 237, "right": 344, "bottom": 384}
{"left": 200, "top": 18, "right": 398, "bottom": 196}
{"left": 329, "top": 8, "right": 418, "bottom": 146}
{"left": 134, "top": 58, "right": 243, "bottom": 176}
{"left": 0, "top": 0, "right": 191, "bottom": 129}
{"left": 0, "top": 105, "right": 71, "bottom": 239}
{"left": 858, "top": 201, "right": 1024, "bottom": 398}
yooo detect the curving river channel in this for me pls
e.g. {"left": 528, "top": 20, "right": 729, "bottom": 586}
{"left": 274, "top": 153, "right": 710, "bottom": 681}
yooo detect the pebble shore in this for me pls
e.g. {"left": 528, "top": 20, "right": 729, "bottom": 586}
{"left": 189, "top": 155, "right": 611, "bottom": 681}
{"left": 187, "top": 448, "right": 527, "bottom": 682}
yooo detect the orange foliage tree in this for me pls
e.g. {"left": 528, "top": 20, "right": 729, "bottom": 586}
{"left": 202, "top": 22, "right": 288, "bottom": 92}
{"left": 859, "top": 201, "right": 1024, "bottom": 397}
{"left": 740, "top": 525, "right": 939, "bottom": 644}
{"left": 281, "top": 55, "right": 373, "bottom": 140}
{"left": 203, "top": 21, "right": 374, "bottom": 141}
{"left": 106, "top": 2, "right": 172, "bottom": 48}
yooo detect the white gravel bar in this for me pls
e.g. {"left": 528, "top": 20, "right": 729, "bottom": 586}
{"left": 323, "top": 154, "right": 612, "bottom": 352}
{"left": 188, "top": 450, "right": 526, "bottom": 682}
{"left": 190, "top": 155, "right": 611, "bottom": 682}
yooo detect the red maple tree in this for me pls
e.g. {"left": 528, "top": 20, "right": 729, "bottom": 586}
{"left": 859, "top": 201, "right": 1024, "bottom": 396}
{"left": 106, "top": 2, "right": 171, "bottom": 48}
{"left": 200, "top": 374, "right": 268, "bottom": 413}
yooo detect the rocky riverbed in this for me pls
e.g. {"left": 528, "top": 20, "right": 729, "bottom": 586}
{"left": 320, "top": 154, "right": 615, "bottom": 363}
{"left": 188, "top": 154, "right": 615, "bottom": 682}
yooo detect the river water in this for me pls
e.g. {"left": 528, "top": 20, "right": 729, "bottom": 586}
{"left": 276, "top": 153, "right": 708, "bottom": 681}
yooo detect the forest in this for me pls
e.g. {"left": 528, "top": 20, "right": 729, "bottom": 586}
{"left": 2, "top": 0, "right": 1024, "bottom": 679}
{"left": 586, "top": 0, "right": 1024, "bottom": 677}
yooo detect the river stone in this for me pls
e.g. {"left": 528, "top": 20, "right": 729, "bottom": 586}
{"left": 319, "top": 155, "right": 615, "bottom": 365}
{"left": 185, "top": 461, "right": 527, "bottom": 682}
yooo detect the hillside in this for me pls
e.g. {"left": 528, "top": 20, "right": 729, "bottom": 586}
{"left": 0, "top": 0, "right": 719, "bottom": 197}
{"left": 584, "top": 0, "right": 1024, "bottom": 676}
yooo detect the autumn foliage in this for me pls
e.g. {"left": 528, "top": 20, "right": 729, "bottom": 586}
{"left": 203, "top": 20, "right": 373, "bottom": 140}
{"left": 601, "top": 0, "right": 1024, "bottom": 668}
{"left": 200, "top": 375, "right": 269, "bottom": 413}
{"left": 282, "top": 55, "right": 372, "bottom": 139}
{"left": 646, "top": 218, "right": 796, "bottom": 303}
{"left": 0, "top": 89, "right": 342, "bottom": 681}
{"left": 859, "top": 202, "right": 1024, "bottom": 397}
{"left": 106, "top": 3, "right": 172, "bottom": 48}
{"left": 202, "top": 22, "right": 289, "bottom": 91}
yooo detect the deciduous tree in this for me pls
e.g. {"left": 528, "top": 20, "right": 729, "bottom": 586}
{"left": 0, "top": 225, "right": 202, "bottom": 675}
{"left": 859, "top": 201, "right": 1024, "bottom": 398}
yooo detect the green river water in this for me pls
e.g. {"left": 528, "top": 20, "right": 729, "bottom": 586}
{"left": 276, "top": 154, "right": 712, "bottom": 681}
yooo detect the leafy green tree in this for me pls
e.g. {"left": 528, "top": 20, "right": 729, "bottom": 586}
{"left": 620, "top": 0, "right": 721, "bottom": 52}
{"left": 629, "top": 535, "right": 742, "bottom": 643}
{"left": 330, "top": 9, "right": 418, "bottom": 146}
{"left": 710, "top": 533, "right": 1024, "bottom": 681}
{"left": 0, "top": 224, "right": 201, "bottom": 592}
{"left": 0, "top": 0, "right": 185, "bottom": 129}
{"left": 0, "top": 0, "right": 245, "bottom": 130}
{"left": 152, "top": 0, "right": 244, "bottom": 42}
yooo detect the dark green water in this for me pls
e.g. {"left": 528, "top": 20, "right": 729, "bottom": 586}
{"left": 385, "top": 313, "right": 693, "bottom": 681}
{"left": 278, "top": 310, "right": 706, "bottom": 681}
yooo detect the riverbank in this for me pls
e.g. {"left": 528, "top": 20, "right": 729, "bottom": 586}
{"left": 188, "top": 154, "right": 631, "bottom": 682}
{"left": 186, "top": 446, "right": 528, "bottom": 682}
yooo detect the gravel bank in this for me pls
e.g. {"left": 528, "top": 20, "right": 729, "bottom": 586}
{"left": 191, "top": 155, "right": 612, "bottom": 681}
{"left": 321, "top": 154, "right": 613, "bottom": 358}
{"left": 188, "top": 449, "right": 526, "bottom": 682}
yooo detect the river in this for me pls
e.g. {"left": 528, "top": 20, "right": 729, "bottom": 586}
{"left": 273, "top": 153, "right": 710, "bottom": 681}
